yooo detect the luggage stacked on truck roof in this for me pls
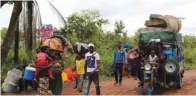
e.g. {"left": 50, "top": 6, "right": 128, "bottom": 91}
{"left": 141, "top": 14, "right": 182, "bottom": 33}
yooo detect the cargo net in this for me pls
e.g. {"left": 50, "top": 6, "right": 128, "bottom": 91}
{"left": 141, "top": 14, "right": 182, "bottom": 33}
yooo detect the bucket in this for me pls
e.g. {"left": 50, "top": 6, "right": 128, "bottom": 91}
{"left": 24, "top": 67, "right": 36, "bottom": 80}
{"left": 3, "top": 83, "right": 17, "bottom": 93}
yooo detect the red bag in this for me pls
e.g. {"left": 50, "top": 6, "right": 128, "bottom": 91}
{"left": 35, "top": 52, "right": 48, "bottom": 66}
{"left": 123, "top": 67, "right": 129, "bottom": 76}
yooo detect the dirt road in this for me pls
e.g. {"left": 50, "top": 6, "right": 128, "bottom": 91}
{"left": 2, "top": 69, "right": 196, "bottom": 95}
{"left": 62, "top": 69, "right": 196, "bottom": 95}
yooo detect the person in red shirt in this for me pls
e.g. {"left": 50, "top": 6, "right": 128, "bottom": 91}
{"left": 34, "top": 46, "right": 53, "bottom": 79}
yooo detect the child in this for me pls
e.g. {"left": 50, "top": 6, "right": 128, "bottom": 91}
{"left": 74, "top": 53, "right": 85, "bottom": 92}
{"left": 34, "top": 46, "right": 53, "bottom": 79}
{"left": 149, "top": 50, "right": 157, "bottom": 64}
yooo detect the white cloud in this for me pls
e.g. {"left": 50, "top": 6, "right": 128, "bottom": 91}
{"left": 0, "top": 0, "right": 196, "bottom": 36}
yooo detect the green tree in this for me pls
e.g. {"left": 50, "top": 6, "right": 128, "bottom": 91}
{"left": 114, "top": 20, "right": 129, "bottom": 44}
{"left": 1, "top": 1, "right": 65, "bottom": 65}
{"left": 1, "top": 1, "right": 22, "bottom": 65}
{"left": 130, "top": 28, "right": 141, "bottom": 47}
{"left": 63, "top": 10, "right": 108, "bottom": 42}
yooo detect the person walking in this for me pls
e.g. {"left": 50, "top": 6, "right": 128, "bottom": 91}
{"left": 83, "top": 43, "right": 101, "bottom": 95}
{"left": 113, "top": 43, "right": 125, "bottom": 86}
{"left": 127, "top": 48, "right": 139, "bottom": 80}
{"left": 73, "top": 53, "right": 86, "bottom": 92}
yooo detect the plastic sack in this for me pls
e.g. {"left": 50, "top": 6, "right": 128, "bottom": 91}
{"left": 2, "top": 82, "right": 6, "bottom": 89}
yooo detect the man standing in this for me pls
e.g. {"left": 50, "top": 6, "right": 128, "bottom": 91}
{"left": 113, "top": 43, "right": 125, "bottom": 86}
{"left": 84, "top": 43, "right": 101, "bottom": 95}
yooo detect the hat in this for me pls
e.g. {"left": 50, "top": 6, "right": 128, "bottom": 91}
{"left": 88, "top": 43, "right": 95, "bottom": 47}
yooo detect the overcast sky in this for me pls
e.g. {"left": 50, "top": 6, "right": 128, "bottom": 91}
{"left": 0, "top": 0, "right": 196, "bottom": 36}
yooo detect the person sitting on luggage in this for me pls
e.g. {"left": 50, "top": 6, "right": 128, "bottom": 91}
{"left": 149, "top": 50, "right": 158, "bottom": 65}
{"left": 34, "top": 46, "right": 54, "bottom": 80}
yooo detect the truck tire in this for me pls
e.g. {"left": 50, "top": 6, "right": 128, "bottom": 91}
{"left": 165, "top": 59, "right": 179, "bottom": 75}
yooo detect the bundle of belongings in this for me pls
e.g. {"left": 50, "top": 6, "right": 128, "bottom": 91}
{"left": 73, "top": 42, "right": 88, "bottom": 54}
{"left": 140, "top": 14, "right": 182, "bottom": 33}
{"left": 2, "top": 68, "right": 23, "bottom": 93}
{"left": 42, "top": 35, "right": 71, "bottom": 53}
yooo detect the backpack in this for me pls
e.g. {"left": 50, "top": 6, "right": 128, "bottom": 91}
{"left": 36, "top": 52, "right": 48, "bottom": 65}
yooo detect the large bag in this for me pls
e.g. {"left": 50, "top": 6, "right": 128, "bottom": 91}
{"left": 5, "top": 69, "right": 22, "bottom": 86}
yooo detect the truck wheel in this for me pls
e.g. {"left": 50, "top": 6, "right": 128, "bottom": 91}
{"left": 165, "top": 60, "right": 179, "bottom": 75}
{"left": 176, "top": 74, "right": 183, "bottom": 89}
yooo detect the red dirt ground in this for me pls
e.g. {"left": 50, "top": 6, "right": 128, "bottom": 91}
{"left": 62, "top": 69, "right": 196, "bottom": 95}
{"left": 2, "top": 69, "right": 196, "bottom": 95}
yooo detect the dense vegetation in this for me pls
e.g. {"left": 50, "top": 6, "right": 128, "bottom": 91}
{"left": 1, "top": 10, "right": 196, "bottom": 78}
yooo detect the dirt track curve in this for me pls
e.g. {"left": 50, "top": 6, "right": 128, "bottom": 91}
{"left": 62, "top": 69, "right": 196, "bottom": 95}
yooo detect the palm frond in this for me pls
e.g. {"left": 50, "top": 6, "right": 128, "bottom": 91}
{"left": 47, "top": 0, "right": 67, "bottom": 27}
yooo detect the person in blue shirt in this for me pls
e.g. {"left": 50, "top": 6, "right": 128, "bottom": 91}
{"left": 113, "top": 43, "right": 125, "bottom": 86}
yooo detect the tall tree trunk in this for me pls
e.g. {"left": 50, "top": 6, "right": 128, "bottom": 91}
{"left": 14, "top": 21, "right": 19, "bottom": 64}
{"left": 32, "top": 5, "right": 37, "bottom": 53}
{"left": 24, "top": 1, "right": 33, "bottom": 56}
{"left": 1, "top": 2, "right": 22, "bottom": 65}
{"left": 27, "top": 1, "right": 33, "bottom": 51}
{"left": 32, "top": 18, "right": 37, "bottom": 53}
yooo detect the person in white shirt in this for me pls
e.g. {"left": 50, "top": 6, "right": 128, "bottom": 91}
{"left": 149, "top": 50, "right": 157, "bottom": 64}
{"left": 83, "top": 43, "right": 101, "bottom": 95}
